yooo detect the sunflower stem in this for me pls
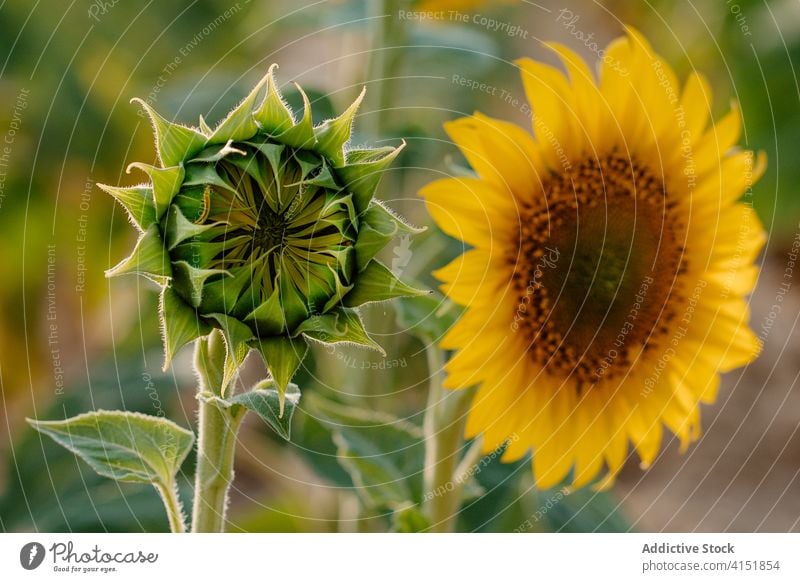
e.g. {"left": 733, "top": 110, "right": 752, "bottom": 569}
{"left": 422, "top": 344, "right": 474, "bottom": 532}
{"left": 154, "top": 479, "right": 187, "bottom": 533}
{"left": 191, "top": 395, "right": 245, "bottom": 533}
{"left": 190, "top": 333, "right": 245, "bottom": 533}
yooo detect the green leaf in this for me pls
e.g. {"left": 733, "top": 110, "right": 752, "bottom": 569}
{"left": 132, "top": 98, "right": 207, "bottom": 167}
{"left": 126, "top": 162, "right": 184, "bottom": 220}
{"left": 98, "top": 184, "right": 156, "bottom": 232}
{"left": 28, "top": 411, "right": 194, "bottom": 486}
{"left": 295, "top": 307, "right": 384, "bottom": 354}
{"left": 309, "top": 395, "right": 424, "bottom": 511}
{"left": 252, "top": 64, "right": 294, "bottom": 134}
{"left": 226, "top": 380, "right": 301, "bottom": 440}
{"left": 251, "top": 336, "right": 308, "bottom": 414}
{"left": 159, "top": 287, "right": 211, "bottom": 370}
{"left": 313, "top": 87, "right": 365, "bottom": 167}
{"left": 106, "top": 223, "right": 171, "bottom": 284}
{"left": 344, "top": 260, "right": 428, "bottom": 307}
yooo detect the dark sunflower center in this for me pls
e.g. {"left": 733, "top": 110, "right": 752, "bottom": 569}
{"left": 255, "top": 205, "right": 287, "bottom": 253}
{"left": 512, "top": 153, "right": 686, "bottom": 387}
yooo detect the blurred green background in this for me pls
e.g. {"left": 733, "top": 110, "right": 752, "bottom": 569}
{"left": 1, "top": 0, "right": 798, "bottom": 532}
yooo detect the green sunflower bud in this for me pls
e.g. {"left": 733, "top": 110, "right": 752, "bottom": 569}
{"left": 101, "top": 65, "right": 425, "bottom": 403}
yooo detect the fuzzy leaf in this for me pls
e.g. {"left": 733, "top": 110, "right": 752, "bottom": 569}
{"left": 207, "top": 313, "right": 255, "bottom": 393}
{"left": 295, "top": 308, "right": 383, "bottom": 354}
{"left": 126, "top": 163, "right": 184, "bottom": 220}
{"left": 228, "top": 380, "right": 301, "bottom": 440}
{"left": 106, "top": 223, "right": 171, "bottom": 284}
{"left": 344, "top": 260, "right": 428, "bottom": 307}
{"left": 252, "top": 64, "right": 294, "bottom": 134}
{"left": 314, "top": 87, "right": 365, "bottom": 167}
{"left": 98, "top": 184, "right": 156, "bottom": 232}
{"left": 160, "top": 287, "right": 211, "bottom": 370}
{"left": 339, "top": 143, "right": 405, "bottom": 212}
{"left": 132, "top": 98, "right": 207, "bottom": 167}
{"left": 252, "top": 336, "right": 308, "bottom": 414}
{"left": 208, "top": 73, "right": 270, "bottom": 144}
{"left": 28, "top": 411, "right": 194, "bottom": 485}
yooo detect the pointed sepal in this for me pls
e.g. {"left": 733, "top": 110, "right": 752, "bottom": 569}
{"left": 344, "top": 260, "right": 428, "bottom": 307}
{"left": 132, "top": 98, "right": 207, "bottom": 167}
{"left": 252, "top": 64, "right": 295, "bottom": 134}
{"left": 172, "top": 261, "right": 229, "bottom": 308}
{"left": 98, "top": 183, "right": 156, "bottom": 232}
{"left": 314, "top": 87, "right": 365, "bottom": 167}
{"left": 252, "top": 336, "right": 308, "bottom": 415}
{"left": 244, "top": 284, "right": 286, "bottom": 335}
{"left": 164, "top": 205, "right": 219, "bottom": 250}
{"left": 338, "top": 142, "right": 406, "bottom": 212}
{"left": 274, "top": 83, "right": 316, "bottom": 148}
{"left": 190, "top": 140, "right": 246, "bottom": 163}
{"left": 106, "top": 223, "right": 171, "bottom": 284}
{"left": 207, "top": 313, "right": 255, "bottom": 394}
{"left": 208, "top": 73, "right": 270, "bottom": 144}
{"left": 354, "top": 200, "right": 425, "bottom": 271}
{"left": 126, "top": 162, "right": 184, "bottom": 220}
{"left": 295, "top": 307, "right": 384, "bottom": 355}
{"left": 159, "top": 287, "right": 211, "bottom": 371}
{"left": 194, "top": 329, "right": 227, "bottom": 394}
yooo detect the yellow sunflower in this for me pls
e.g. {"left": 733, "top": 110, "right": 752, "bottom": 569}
{"left": 421, "top": 28, "right": 766, "bottom": 490}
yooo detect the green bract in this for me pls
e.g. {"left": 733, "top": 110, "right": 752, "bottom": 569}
{"left": 101, "top": 65, "right": 424, "bottom": 404}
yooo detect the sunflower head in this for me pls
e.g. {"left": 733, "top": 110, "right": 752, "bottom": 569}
{"left": 422, "top": 29, "right": 766, "bottom": 490}
{"left": 101, "top": 65, "right": 424, "bottom": 401}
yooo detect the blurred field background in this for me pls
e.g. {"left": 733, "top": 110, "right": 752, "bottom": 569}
{"left": 0, "top": 0, "right": 798, "bottom": 532}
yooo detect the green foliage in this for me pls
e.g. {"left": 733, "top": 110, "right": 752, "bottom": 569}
{"left": 1, "top": 363, "right": 190, "bottom": 532}
{"left": 206, "top": 380, "right": 301, "bottom": 441}
{"left": 28, "top": 411, "right": 194, "bottom": 487}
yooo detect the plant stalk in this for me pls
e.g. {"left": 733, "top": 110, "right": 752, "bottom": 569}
{"left": 422, "top": 344, "right": 475, "bottom": 532}
{"left": 191, "top": 396, "right": 244, "bottom": 533}
{"left": 154, "top": 480, "right": 186, "bottom": 533}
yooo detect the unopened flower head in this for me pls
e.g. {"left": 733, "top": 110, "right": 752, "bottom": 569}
{"left": 101, "top": 65, "right": 424, "bottom": 402}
